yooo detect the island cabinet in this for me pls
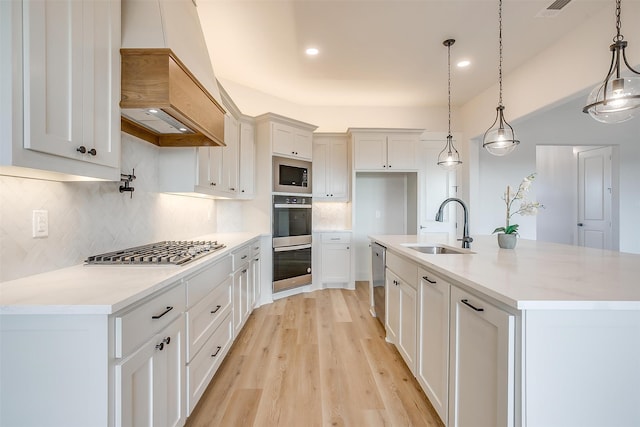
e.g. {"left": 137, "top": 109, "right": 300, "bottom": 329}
{"left": 312, "top": 133, "right": 350, "bottom": 201}
{"left": 1, "top": 0, "right": 121, "bottom": 181}
{"left": 184, "top": 256, "right": 233, "bottom": 415}
{"left": 385, "top": 251, "right": 418, "bottom": 373}
{"left": 417, "top": 268, "right": 450, "bottom": 425}
{"left": 448, "top": 285, "right": 516, "bottom": 427}
{"left": 350, "top": 129, "right": 423, "bottom": 171}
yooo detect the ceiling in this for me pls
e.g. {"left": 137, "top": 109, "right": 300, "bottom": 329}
{"left": 197, "top": 0, "right": 610, "bottom": 109}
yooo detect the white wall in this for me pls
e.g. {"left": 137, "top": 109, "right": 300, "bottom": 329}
{"left": 0, "top": 134, "right": 222, "bottom": 282}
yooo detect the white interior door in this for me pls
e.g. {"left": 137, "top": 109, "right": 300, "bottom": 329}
{"left": 577, "top": 147, "right": 612, "bottom": 250}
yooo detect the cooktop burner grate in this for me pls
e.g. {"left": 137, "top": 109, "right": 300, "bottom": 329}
{"left": 85, "top": 240, "right": 225, "bottom": 265}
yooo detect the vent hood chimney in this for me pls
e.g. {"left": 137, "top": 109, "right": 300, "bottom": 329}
{"left": 120, "top": 0, "right": 225, "bottom": 147}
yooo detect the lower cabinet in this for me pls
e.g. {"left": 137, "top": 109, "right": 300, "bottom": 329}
{"left": 317, "top": 232, "right": 352, "bottom": 287}
{"left": 250, "top": 241, "right": 261, "bottom": 307}
{"left": 385, "top": 267, "right": 418, "bottom": 373}
{"left": 417, "top": 268, "right": 450, "bottom": 425}
{"left": 115, "top": 314, "right": 185, "bottom": 427}
{"left": 448, "top": 285, "right": 515, "bottom": 427}
{"left": 232, "top": 244, "right": 252, "bottom": 337}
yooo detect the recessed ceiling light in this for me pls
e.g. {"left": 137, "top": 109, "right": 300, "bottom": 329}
{"left": 457, "top": 60, "right": 471, "bottom": 68}
{"left": 305, "top": 47, "right": 319, "bottom": 56}
{"left": 148, "top": 109, "right": 159, "bottom": 114}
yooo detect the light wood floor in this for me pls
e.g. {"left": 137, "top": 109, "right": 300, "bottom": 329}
{"left": 185, "top": 281, "right": 444, "bottom": 427}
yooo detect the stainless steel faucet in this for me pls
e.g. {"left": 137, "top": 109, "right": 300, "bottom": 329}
{"left": 435, "top": 198, "right": 473, "bottom": 249}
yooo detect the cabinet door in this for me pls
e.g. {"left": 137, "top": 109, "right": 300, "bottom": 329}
{"left": 239, "top": 121, "right": 255, "bottom": 197}
{"left": 23, "top": 0, "right": 119, "bottom": 168}
{"left": 221, "top": 114, "right": 239, "bottom": 194}
{"left": 398, "top": 279, "right": 417, "bottom": 373}
{"left": 328, "top": 139, "right": 349, "bottom": 199}
{"left": 116, "top": 340, "right": 155, "bottom": 427}
{"left": 385, "top": 269, "right": 400, "bottom": 344}
{"left": 272, "top": 122, "right": 294, "bottom": 156}
{"left": 387, "top": 135, "right": 418, "bottom": 170}
{"left": 312, "top": 140, "right": 329, "bottom": 198}
{"left": 354, "top": 135, "right": 387, "bottom": 170}
{"left": 449, "top": 286, "right": 515, "bottom": 427}
{"left": 294, "top": 129, "right": 313, "bottom": 160}
{"left": 418, "top": 270, "right": 450, "bottom": 424}
{"left": 320, "top": 243, "right": 351, "bottom": 283}
{"left": 251, "top": 254, "right": 261, "bottom": 307}
{"left": 153, "top": 316, "right": 185, "bottom": 427}
{"left": 233, "top": 266, "right": 250, "bottom": 337}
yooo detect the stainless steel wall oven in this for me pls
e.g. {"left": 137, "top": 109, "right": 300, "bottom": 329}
{"left": 272, "top": 195, "right": 312, "bottom": 292}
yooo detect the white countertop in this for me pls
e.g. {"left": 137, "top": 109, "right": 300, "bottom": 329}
{"left": 0, "top": 232, "right": 263, "bottom": 315}
{"left": 370, "top": 235, "right": 640, "bottom": 310}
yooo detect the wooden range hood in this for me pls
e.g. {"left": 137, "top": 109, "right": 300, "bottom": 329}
{"left": 120, "top": 48, "right": 226, "bottom": 147}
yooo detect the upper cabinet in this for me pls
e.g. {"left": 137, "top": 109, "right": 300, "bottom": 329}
{"left": 313, "top": 133, "right": 350, "bottom": 201}
{"left": 350, "top": 129, "right": 424, "bottom": 171}
{"left": 259, "top": 114, "right": 317, "bottom": 161}
{"left": 0, "top": 0, "right": 121, "bottom": 181}
{"left": 238, "top": 118, "right": 256, "bottom": 198}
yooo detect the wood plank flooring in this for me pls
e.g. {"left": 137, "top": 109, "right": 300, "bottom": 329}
{"left": 185, "top": 281, "right": 444, "bottom": 427}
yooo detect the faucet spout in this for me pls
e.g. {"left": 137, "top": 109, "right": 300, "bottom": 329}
{"left": 435, "top": 197, "right": 473, "bottom": 249}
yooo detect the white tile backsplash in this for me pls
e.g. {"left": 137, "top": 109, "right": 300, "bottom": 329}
{"left": 0, "top": 134, "right": 218, "bottom": 282}
{"left": 312, "top": 201, "right": 352, "bottom": 230}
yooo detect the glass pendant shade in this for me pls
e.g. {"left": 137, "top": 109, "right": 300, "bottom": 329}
{"left": 583, "top": 1, "right": 640, "bottom": 123}
{"left": 482, "top": 106, "right": 519, "bottom": 156}
{"left": 437, "top": 134, "right": 462, "bottom": 171}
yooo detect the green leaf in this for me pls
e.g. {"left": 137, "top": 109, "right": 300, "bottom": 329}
{"left": 492, "top": 227, "right": 506, "bottom": 234}
{"left": 504, "top": 224, "right": 519, "bottom": 234}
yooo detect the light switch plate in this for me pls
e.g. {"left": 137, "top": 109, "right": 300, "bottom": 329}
{"left": 32, "top": 210, "right": 48, "bottom": 238}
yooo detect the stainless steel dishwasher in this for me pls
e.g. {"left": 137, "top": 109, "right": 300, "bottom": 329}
{"left": 371, "top": 242, "right": 386, "bottom": 327}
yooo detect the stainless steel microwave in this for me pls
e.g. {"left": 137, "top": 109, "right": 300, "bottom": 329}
{"left": 273, "top": 156, "right": 312, "bottom": 194}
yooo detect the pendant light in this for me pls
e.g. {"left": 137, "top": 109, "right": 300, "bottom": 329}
{"left": 583, "top": 0, "right": 640, "bottom": 123}
{"left": 482, "top": 0, "right": 519, "bottom": 157}
{"left": 437, "top": 39, "right": 463, "bottom": 171}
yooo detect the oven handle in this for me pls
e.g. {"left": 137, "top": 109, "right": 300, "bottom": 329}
{"left": 273, "top": 204, "right": 312, "bottom": 209}
{"left": 274, "top": 244, "right": 312, "bottom": 252}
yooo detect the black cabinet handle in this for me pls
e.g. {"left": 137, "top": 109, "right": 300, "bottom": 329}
{"left": 163, "top": 336, "right": 171, "bottom": 345}
{"left": 210, "top": 305, "right": 222, "bottom": 314}
{"left": 151, "top": 306, "right": 173, "bottom": 319}
{"left": 88, "top": 148, "right": 97, "bottom": 156}
{"left": 242, "top": 269, "right": 248, "bottom": 274}
{"left": 577, "top": 223, "right": 584, "bottom": 227}
{"left": 76, "top": 146, "right": 86, "bottom": 154}
{"left": 241, "top": 255, "right": 247, "bottom": 260}
{"left": 461, "top": 299, "right": 484, "bottom": 312}
{"left": 211, "top": 346, "right": 222, "bottom": 357}
{"left": 423, "top": 276, "right": 436, "bottom": 284}
{"left": 156, "top": 342, "right": 164, "bottom": 351}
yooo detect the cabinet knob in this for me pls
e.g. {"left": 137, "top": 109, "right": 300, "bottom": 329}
{"left": 88, "top": 148, "right": 97, "bottom": 156}
{"left": 230, "top": 187, "right": 236, "bottom": 191}
{"left": 211, "top": 182, "right": 216, "bottom": 186}
{"left": 163, "top": 336, "right": 171, "bottom": 345}
{"left": 383, "top": 165, "right": 386, "bottom": 168}
{"left": 155, "top": 342, "right": 164, "bottom": 351}
{"left": 76, "top": 146, "right": 86, "bottom": 154}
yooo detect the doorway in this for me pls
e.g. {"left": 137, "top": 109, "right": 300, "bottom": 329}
{"left": 536, "top": 145, "right": 618, "bottom": 250}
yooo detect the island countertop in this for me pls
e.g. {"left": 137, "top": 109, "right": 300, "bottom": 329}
{"left": 369, "top": 235, "right": 640, "bottom": 310}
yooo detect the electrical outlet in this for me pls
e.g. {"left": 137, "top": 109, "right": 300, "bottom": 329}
{"left": 32, "top": 210, "right": 48, "bottom": 238}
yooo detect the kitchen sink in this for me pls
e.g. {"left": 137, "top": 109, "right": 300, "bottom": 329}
{"left": 401, "top": 244, "right": 471, "bottom": 255}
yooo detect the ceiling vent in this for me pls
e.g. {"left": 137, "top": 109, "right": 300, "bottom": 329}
{"left": 536, "top": 0, "right": 572, "bottom": 18}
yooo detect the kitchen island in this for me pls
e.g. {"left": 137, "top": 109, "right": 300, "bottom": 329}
{"left": 370, "top": 234, "right": 640, "bottom": 427}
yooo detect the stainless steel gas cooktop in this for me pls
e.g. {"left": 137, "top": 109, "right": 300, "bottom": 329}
{"left": 85, "top": 240, "right": 225, "bottom": 266}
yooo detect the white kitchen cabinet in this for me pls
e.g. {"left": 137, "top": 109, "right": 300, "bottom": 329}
{"left": 449, "top": 285, "right": 515, "bottom": 427}
{"left": 385, "top": 251, "right": 418, "bottom": 373}
{"left": 351, "top": 129, "right": 423, "bottom": 171}
{"left": 317, "top": 232, "right": 352, "bottom": 287}
{"left": 313, "top": 134, "right": 350, "bottom": 201}
{"left": 116, "top": 314, "right": 185, "bottom": 427}
{"left": 0, "top": 0, "right": 120, "bottom": 181}
{"left": 238, "top": 119, "right": 256, "bottom": 198}
{"left": 232, "top": 244, "right": 252, "bottom": 337}
{"left": 272, "top": 122, "right": 313, "bottom": 160}
{"left": 417, "top": 267, "right": 450, "bottom": 425}
{"left": 249, "top": 240, "right": 261, "bottom": 308}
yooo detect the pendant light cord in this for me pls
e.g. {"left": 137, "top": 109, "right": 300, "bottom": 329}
{"left": 498, "top": 0, "right": 504, "bottom": 107}
{"left": 447, "top": 42, "right": 452, "bottom": 137}
{"left": 615, "top": 0, "right": 622, "bottom": 42}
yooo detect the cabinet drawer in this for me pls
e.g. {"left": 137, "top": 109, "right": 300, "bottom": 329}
{"left": 186, "top": 256, "right": 232, "bottom": 307}
{"left": 187, "top": 312, "right": 233, "bottom": 414}
{"left": 115, "top": 283, "right": 186, "bottom": 358}
{"left": 321, "top": 232, "right": 351, "bottom": 243}
{"left": 232, "top": 245, "right": 251, "bottom": 270}
{"left": 387, "top": 251, "right": 417, "bottom": 288}
{"left": 186, "top": 276, "right": 232, "bottom": 361}
{"left": 251, "top": 240, "right": 261, "bottom": 257}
